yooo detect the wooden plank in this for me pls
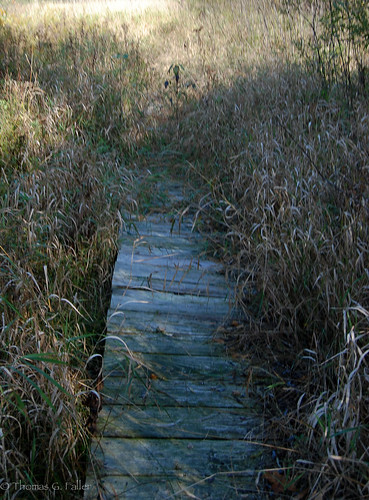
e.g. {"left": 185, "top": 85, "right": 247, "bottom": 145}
{"left": 85, "top": 201, "right": 263, "bottom": 499}
{"left": 113, "top": 260, "right": 228, "bottom": 289}
{"left": 102, "top": 352, "right": 244, "bottom": 381}
{"left": 102, "top": 377, "right": 255, "bottom": 408}
{"left": 96, "top": 406, "right": 260, "bottom": 440}
{"left": 84, "top": 473, "right": 261, "bottom": 500}
{"left": 103, "top": 331, "right": 220, "bottom": 356}
{"left": 108, "top": 301, "right": 230, "bottom": 322}
{"left": 126, "top": 213, "right": 195, "bottom": 226}
{"left": 122, "top": 224, "right": 196, "bottom": 239}
{"left": 119, "top": 234, "right": 204, "bottom": 253}
{"left": 118, "top": 235, "right": 203, "bottom": 254}
{"left": 115, "top": 252, "right": 224, "bottom": 274}
{"left": 109, "top": 289, "right": 233, "bottom": 319}
{"left": 123, "top": 219, "right": 196, "bottom": 238}
{"left": 107, "top": 309, "right": 221, "bottom": 335}
{"left": 103, "top": 366, "right": 247, "bottom": 392}
{"left": 88, "top": 438, "right": 261, "bottom": 477}
{"left": 117, "top": 246, "right": 202, "bottom": 263}
{"left": 112, "top": 278, "right": 232, "bottom": 299}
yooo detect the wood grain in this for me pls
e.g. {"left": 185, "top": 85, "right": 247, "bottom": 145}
{"left": 85, "top": 209, "right": 263, "bottom": 499}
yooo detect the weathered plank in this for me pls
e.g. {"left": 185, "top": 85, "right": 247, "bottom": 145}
{"left": 89, "top": 438, "right": 262, "bottom": 477}
{"left": 117, "top": 248, "right": 203, "bottom": 269}
{"left": 113, "top": 260, "right": 229, "bottom": 290}
{"left": 109, "top": 289, "right": 234, "bottom": 319}
{"left": 107, "top": 309, "right": 221, "bottom": 335}
{"left": 123, "top": 219, "right": 196, "bottom": 238}
{"left": 103, "top": 352, "right": 244, "bottom": 380}
{"left": 84, "top": 474, "right": 261, "bottom": 500}
{"left": 103, "top": 331, "right": 220, "bottom": 356}
{"left": 112, "top": 278, "right": 232, "bottom": 299}
{"left": 118, "top": 236, "right": 203, "bottom": 255}
{"left": 96, "top": 406, "right": 260, "bottom": 440}
{"left": 118, "top": 232, "right": 204, "bottom": 250}
{"left": 102, "top": 377, "right": 254, "bottom": 408}
{"left": 85, "top": 196, "right": 263, "bottom": 499}
{"left": 115, "top": 252, "right": 224, "bottom": 275}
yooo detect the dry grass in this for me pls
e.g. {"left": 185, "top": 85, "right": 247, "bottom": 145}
{"left": 164, "top": 5, "right": 368, "bottom": 497}
{"left": 150, "top": 1, "right": 369, "bottom": 497}
{"left": 0, "top": 3, "right": 149, "bottom": 496}
{"left": 1, "top": 0, "right": 368, "bottom": 497}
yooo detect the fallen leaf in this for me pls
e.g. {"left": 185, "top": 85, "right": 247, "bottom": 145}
{"left": 264, "top": 471, "right": 298, "bottom": 494}
{"left": 213, "top": 337, "right": 225, "bottom": 344}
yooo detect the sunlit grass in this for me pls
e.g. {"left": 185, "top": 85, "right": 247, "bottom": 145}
{"left": 3, "top": 0, "right": 172, "bottom": 14}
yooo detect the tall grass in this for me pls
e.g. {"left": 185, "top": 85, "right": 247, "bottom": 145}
{"left": 140, "top": 0, "right": 368, "bottom": 496}
{"left": 1, "top": 0, "right": 368, "bottom": 497}
{"left": 159, "top": 2, "right": 368, "bottom": 496}
{"left": 0, "top": 2, "right": 153, "bottom": 496}
{"left": 183, "top": 69, "right": 369, "bottom": 494}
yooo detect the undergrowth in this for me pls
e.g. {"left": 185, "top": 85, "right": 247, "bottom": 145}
{"left": 0, "top": 4, "right": 152, "bottom": 498}
{"left": 163, "top": 2, "right": 369, "bottom": 497}
{"left": 184, "top": 69, "right": 369, "bottom": 496}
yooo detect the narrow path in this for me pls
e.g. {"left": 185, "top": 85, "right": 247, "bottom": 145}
{"left": 85, "top": 184, "right": 264, "bottom": 499}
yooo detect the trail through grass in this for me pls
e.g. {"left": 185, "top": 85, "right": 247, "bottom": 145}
{"left": 0, "top": 0, "right": 368, "bottom": 498}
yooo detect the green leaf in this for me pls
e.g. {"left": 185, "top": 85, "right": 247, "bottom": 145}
{"left": 21, "top": 360, "right": 71, "bottom": 398}
{"left": 11, "top": 368, "right": 56, "bottom": 412}
{"left": 21, "top": 353, "right": 67, "bottom": 365}
{"left": 0, "top": 388, "right": 31, "bottom": 423}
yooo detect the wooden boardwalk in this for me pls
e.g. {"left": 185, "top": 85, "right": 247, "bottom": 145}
{"left": 85, "top": 200, "right": 264, "bottom": 499}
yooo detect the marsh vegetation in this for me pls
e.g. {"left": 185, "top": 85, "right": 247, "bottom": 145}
{"left": 0, "top": 0, "right": 368, "bottom": 497}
